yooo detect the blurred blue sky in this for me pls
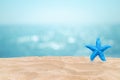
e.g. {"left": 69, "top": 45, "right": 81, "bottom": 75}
{"left": 0, "top": 0, "right": 120, "bottom": 58}
{"left": 0, "top": 0, "right": 120, "bottom": 25}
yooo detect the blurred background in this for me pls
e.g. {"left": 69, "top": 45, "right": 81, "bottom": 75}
{"left": 0, "top": 0, "right": 120, "bottom": 58}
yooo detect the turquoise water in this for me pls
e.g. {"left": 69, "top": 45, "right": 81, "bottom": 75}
{"left": 0, "top": 25, "right": 120, "bottom": 58}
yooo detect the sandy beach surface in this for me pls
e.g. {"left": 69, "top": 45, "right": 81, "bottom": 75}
{"left": 0, "top": 56, "right": 120, "bottom": 80}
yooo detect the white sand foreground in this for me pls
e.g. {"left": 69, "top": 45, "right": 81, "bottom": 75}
{"left": 0, "top": 56, "right": 120, "bottom": 80}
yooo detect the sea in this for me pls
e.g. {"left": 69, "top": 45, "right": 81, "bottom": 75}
{"left": 0, "top": 24, "right": 120, "bottom": 58}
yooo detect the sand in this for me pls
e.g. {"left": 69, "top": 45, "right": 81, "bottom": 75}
{"left": 0, "top": 56, "right": 120, "bottom": 80}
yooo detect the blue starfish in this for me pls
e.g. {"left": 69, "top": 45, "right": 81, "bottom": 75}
{"left": 86, "top": 38, "right": 111, "bottom": 61}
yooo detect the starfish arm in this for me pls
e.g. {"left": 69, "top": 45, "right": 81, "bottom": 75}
{"left": 101, "top": 45, "right": 111, "bottom": 52}
{"left": 90, "top": 51, "right": 98, "bottom": 61}
{"left": 85, "top": 45, "right": 96, "bottom": 51}
{"left": 98, "top": 53, "right": 106, "bottom": 61}
{"left": 96, "top": 38, "right": 101, "bottom": 48}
